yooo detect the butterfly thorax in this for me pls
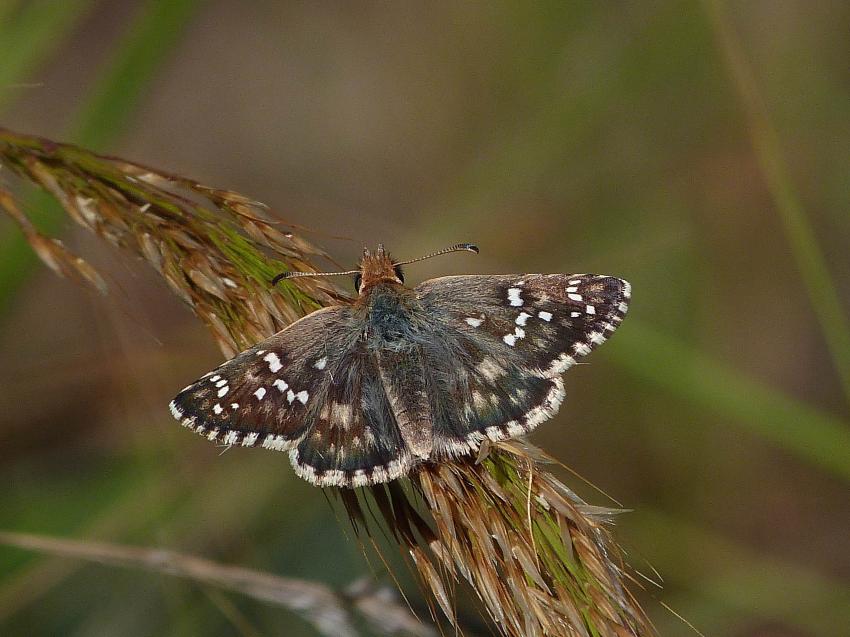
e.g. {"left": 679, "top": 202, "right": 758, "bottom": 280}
{"left": 363, "top": 283, "right": 424, "bottom": 349}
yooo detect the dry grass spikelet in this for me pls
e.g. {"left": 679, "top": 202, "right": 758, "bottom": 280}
{"left": 340, "top": 443, "right": 651, "bottom": 637}
{"left": 1, "top": 126, "right": 654, "bottom": 637}
{"left": 0, "top": 126, "right": 348, "bottom": 355}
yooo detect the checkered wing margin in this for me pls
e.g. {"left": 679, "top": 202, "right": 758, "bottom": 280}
{"left": 414, "top": 274, "right": 630, "bottom": 456}
{"left": 169, "top": 307, "right": 408, "bottom": 487}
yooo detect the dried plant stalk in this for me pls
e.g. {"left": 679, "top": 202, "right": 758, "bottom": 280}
{"left": 0, "top": 531, "right": 434, "bottom": 637}
{"left": 0, "top": 126, "right": 653, "bottom": 637}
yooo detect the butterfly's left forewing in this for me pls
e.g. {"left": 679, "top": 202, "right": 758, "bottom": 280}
{"left": 169, "top": 307, "right": 349, "bottom": 451}
{"left": 170, "top": 306, "right": 412, "bottom": 488}
{"left": 415, "top": 273, "right": 630, "bottom": 454}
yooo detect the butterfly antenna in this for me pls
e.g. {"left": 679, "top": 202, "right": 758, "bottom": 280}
{"left": 393, "top": 242, "right": 479, "bottom": 267}
{"left": 271, "top": 269, "right": 359, "bottom": 285}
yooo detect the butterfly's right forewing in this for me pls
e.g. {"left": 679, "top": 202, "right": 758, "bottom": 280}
{"left": 415, "top": 274, "right": 630, "bottom": 454}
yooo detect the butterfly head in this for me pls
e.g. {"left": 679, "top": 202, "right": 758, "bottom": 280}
{"left": 271, "top": 242, "right": 479, "bottom": 295}
{"left": 355, "top": 244, "right": 405, "bottom": 295}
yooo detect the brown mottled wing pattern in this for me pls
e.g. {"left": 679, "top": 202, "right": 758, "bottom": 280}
{"left": 290, "top": 345, "right": 411, "bottom": 487}
{"left": 170, "top": 306, "right": 409, "bottom": 487}
{"left": 171, "top": 273, "right": 629, "bottom": 487}
{"left": 414, "top": 274, "right": 630, "bottom": 456}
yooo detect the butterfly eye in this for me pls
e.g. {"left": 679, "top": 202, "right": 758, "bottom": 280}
{"left": 354, "top": 273, "right": 362, "bottom": 291}
{"left": 394, "top": 265, "right": 405, "bottom": 283}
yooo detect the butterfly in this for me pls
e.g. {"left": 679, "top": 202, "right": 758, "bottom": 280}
{"left": 169, "top": 243, "right": 630, "bottom": 488}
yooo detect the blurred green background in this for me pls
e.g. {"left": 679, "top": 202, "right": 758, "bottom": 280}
{"left": 1, "top": 2, "right": 849, "bottom": 635}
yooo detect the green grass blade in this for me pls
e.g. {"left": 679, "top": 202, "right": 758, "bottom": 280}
{"left": 0, "top": 2, "right": 95, "bottom": 111}
{"left": 0, "top": 0, "right": 204, "bottom": 313}
{"left": 608, "top": 321, "right": 850, "bottom": 482}
{"left": 704, "top": 0, "right": 850, "bottom": 406}
{"left": 72, "top": 0, "right": 204, "bottom": 150}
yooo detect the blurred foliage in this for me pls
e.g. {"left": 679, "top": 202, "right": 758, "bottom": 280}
{"left": 1, "top": 2, "right": 849, "bottom": 636}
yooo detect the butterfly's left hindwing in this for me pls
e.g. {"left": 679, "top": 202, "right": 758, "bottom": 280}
{"left": 414, "top": 273, "right": 630, "bottom": 454}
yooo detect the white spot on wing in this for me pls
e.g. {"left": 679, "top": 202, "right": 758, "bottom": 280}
{"left": 506, "top": 421, "right": 524, "bottom": 437}
{"left": 314, "top": 357, "right": 327, "bottom": 370}
{"left": 230, "top": 403, "right": 239, "bottom": 410}
{"left": 566, "top": 286, "right": 578, "bottom": 293}
{"left": 574, "top": 342, "right": 591, "bottom": 356}
{"left": 242, "top": 432, "right": 259, "bottom": 447}
{"left": 477, "top": 359, "right": 505, "bottom": 382}
{"left": 264, "top": 352, "right": 283, "bottom": 373}
{"left": 516, "top": 312, "right": 531, "bottom": 326}
{"left": 331, "top": 402, "right": 354, "bottom": 428}
{"left": 217, "top": 385, "right": 229, "bottom": 397}
{"left": 503, "top": 333, "right": 517, "bottom": 346}
{"left": 213, "top": 403, "right": 223, "bottom": 415}
{"left": 507, "top": 287, "right": 523, "bottom": 306}
{"left": 287, "top": 389, "right": 296, "bottom": 404}
{"left": 571, "top": 311, "right": 581, "bottom": 318}
{"left": 209, "top": 375, "right": 221, "bottom": 382}
{"left": 296, "top": 390, "right": 309, "bottom": 405}
{"left": 465, "top": 317, "right": 483, "bottom": 327}
{"left": 273, "top": 378, "right": 288, "bottom": 392}
{"left": 538, "top": 311, "right": 553, "bottom": 322}
{"left": 472, "top": 391, "right": 487, "bottom": 410}
{"left": 262, "top": 434, "right": 288, "bottom": 451}
{"left": 254, "top": 387, "right": 266, "bottom": 400}
{"left": 586, "top": 304, "right": 596, "bottom": 315}
{"left": 352, "top": 469, "right": 369, "bottom": 487}
{"left": 215, "top": 379, "right": 227, "bottom": 388}
{"left": 568, "top": 293, "right": 583, "bottom": 302}
{"left": 545, "top": 352, "right": 577, "bottom": 376}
